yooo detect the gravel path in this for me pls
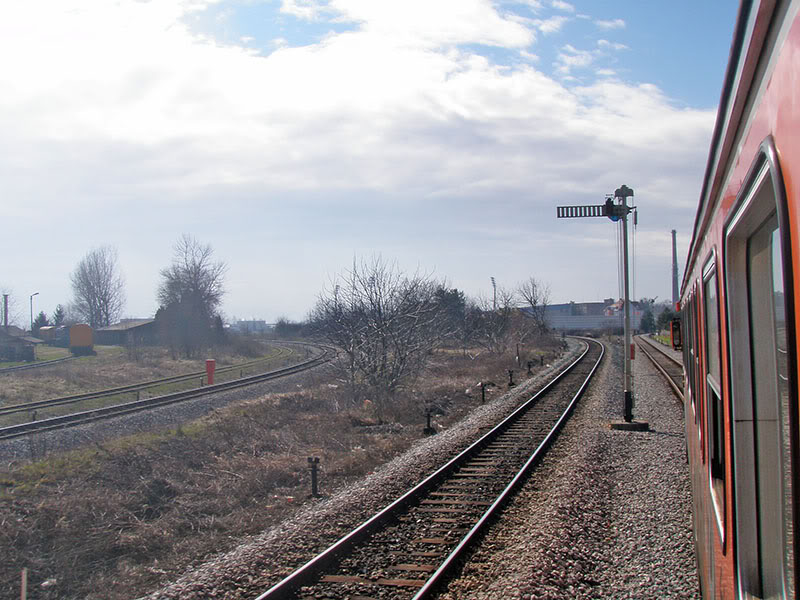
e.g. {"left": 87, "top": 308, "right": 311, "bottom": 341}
{"left": 439, "top": 338, "right": 699, "bottom": 599}
{"left": 142, "top": 338, "right": 698, "bottom": 599}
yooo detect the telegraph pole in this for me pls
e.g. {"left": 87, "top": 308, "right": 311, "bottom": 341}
{"left": 557, "top": 184, "right": 647, "bottom": 430}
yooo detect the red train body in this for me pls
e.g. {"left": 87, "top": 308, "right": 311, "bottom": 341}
{"left": 679, "top": 1, "right": 799, "bottom": 597}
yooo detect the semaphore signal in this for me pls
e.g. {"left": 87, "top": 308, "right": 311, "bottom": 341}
{"left": 556, "top": 184, "right": 647, "bottom": 431}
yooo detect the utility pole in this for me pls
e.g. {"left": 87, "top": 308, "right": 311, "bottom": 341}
{"left": 556, "top": 185, "right": 647, "bottom": 430}
{"left": 29, "top": 292, "right": 39, "bottom": 333}
{"left": 490, "top": 277, "right": 497, "bottom": 310}
{"left": 671, "top": 229, "right": 679, "bottom": 306}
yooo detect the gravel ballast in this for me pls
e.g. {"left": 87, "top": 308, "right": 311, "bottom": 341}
{"left": 143, "top": 338, "right": 699, "bottom": 599}
{"left": 439, "top": 338, "right": 699, "bottom": 599}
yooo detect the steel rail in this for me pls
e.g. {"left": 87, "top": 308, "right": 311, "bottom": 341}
{"left": 254, "top": 338, "right": 602, "bottom": 600}
{"left": 0, "top": 356, "right": 77, "bottom": 375}
{"left": 413, "top": 338, "right": 603, "bottom": 599}
{"left": 0, "top": 344, "right": 297, "bottom": 417}
{"left": 0, "top": 345, "right": 330, "bottom": 441}
{"left": 634, "top": 335, "right": 684, "bottom": 402}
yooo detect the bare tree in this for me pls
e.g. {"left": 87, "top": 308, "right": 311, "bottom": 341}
{"left": 472, "top": 287, "right": 516, "bottom": 354}
{"left": 70, "top": 246, "right": 125, "bottom": 328}
{"left": 156, "top": 235, "right": 227, "bottom": 358}
{"left": 310, "top": 256, "right": 447, "bottom": 414}
{"left": 518, "top": 276, "right": 550, "bottom": 334}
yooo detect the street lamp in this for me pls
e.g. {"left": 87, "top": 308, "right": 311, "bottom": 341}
{"left": 30, "top": 292, "right": 39, "bottom": 332}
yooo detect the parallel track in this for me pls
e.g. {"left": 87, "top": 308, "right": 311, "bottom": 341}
{"left": 634, "top": 335, "right": 684, "bottom": 402}
{"left": 0, "top": 343, "right": 330, "bottom": 441}
{"left": 0, "top": 344, "right": 296, "bottom": 420}
{"left": 255, "top": 338, "right": 604, "bottom": 600}
{"left": 0, "top": 356, "right": 77, "bottom": 375}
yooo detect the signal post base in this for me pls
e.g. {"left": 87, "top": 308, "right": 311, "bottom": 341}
{"left": 609, "top": 420, "right": 649, "bottom": 432}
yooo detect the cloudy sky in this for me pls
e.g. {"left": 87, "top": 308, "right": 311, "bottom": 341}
{"left": 2, "top": 0, "right": 739, "bottom": 324}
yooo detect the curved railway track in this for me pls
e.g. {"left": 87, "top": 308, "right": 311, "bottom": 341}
{"left": 634, "top": 335, "right": 684, "bottom": 402}
{"left": 0, "top": 342, "right": 331, "bottom": 441}
{"left": 254, "top": 338, "right": 604, "bottom": 600}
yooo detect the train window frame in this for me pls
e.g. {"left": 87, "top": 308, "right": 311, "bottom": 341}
{"left": 695, "top": 283, "right": 706, "bottom": 461}
{"left": 685, "top": 289, "right": 697, "bottom": 421}
{"left": 702, "top": 253, "right": 725, "bottom": 541}
{"left": 723, "top": 137, "right": 797, "bottom": 599}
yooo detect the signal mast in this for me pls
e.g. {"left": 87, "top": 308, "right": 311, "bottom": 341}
{"left": 556, "top": 184, "right": 648, "bottom": 430}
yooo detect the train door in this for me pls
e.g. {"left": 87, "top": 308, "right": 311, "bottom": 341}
{"left": 725, "top": 144, "right": 796, "bottom": 599}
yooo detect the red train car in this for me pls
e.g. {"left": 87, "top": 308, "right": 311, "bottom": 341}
{"left": 679, "top": 0, "right": 799, "bottom": 597}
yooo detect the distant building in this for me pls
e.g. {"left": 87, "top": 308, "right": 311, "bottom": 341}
{"left": 230, "top": 319, "right": 271, "bottom": 335}
{"left": 543, "top": 299, "right": 643, "bottom": 332}
{"left": 95, "top": 319, "right": 157, "bottom": 346}
{"left": 0, "top": 327, "right": 43, "bottom": 361}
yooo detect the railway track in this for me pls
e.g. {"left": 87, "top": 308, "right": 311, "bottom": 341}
{"left": 634, "top": 335, "right": 684, "bottom": 402}
{"left": 254, "top": 338, "right": 603, "bottom": 600}
{"left": 0, "top": 355, "right": 78, "bottom": 375}
{"left": 0, "top": 342, "right": 330, "bottom": 441}
{"left": 0, "top": 344, "right": 295, "bottom": 423}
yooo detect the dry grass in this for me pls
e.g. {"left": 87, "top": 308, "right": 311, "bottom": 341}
{"left": 0, "top": 344, "right": 293, "bottom": 410}
{"left": 0, "top": 339, "right": 565, "bottom": 599}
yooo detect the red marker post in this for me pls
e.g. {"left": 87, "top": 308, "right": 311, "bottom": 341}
{"left": 206, "top": 359, "right": 216, "bottom": 385}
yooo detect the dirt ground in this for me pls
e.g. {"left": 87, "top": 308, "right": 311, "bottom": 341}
{"left": 1, "top": 338, "right": 563, "bottom": 599}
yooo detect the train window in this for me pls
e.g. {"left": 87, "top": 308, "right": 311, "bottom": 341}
{"left": 703, "top": 263, "right": 724, "bottom": 530}
{"left": 725, "top": 157, "right": 795, "bottom": 599}
{"left": 683, "top": 297, "right": 691, "bottom": 404}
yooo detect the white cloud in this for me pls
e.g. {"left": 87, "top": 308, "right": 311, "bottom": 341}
{"left": 596, "top": 18, "right": 626, "bottom": 30}
{"left": 326, "top": 0, "right": 534, "bottom": 48}
{"left": 280, "top": 0, "right": 327, "bottom": 20}
{"left": 0, "top": 0, "right": 715, "bottom": 318}
{"left": 598, "top": 39, "right": 628, "bottom": 51}
{"left": 555, "top": 44, "right": 594, "bottom": 74}
{"left": 551, "top": 0, "right": 574, "bottom": 12}
{"left": 534, "top": 15, "right": 569, "bottom": 34}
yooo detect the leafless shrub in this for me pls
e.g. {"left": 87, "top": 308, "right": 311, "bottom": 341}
{"left": 470, "top": 287, "right": 516, "bottom": 354}
{"left": 309, "top": 256, "right": 450, "bottom": 415}
{"left": 517, "top": 276, "right": 550, "bottom": 334}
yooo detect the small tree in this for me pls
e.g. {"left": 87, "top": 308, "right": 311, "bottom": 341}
{"left": 157, "top": 235, "right": 227, "bottom": 358}
{"left": 70, "top": 246, "right": 125, "bottom": 328}
{"left": 517, "top": 277, "right": 550, "bottom": 334}
{"left": 640, "top": 309, "right": 656, "bottom": 333}
{"left": 52, "top": 304, "right": 66, "bottom": 327}
{"left": 657, "top": 307, "right": 678, "bottom": 332}
{"left": 310, "top": 256, "right": 447, "bottom": 414}
{"left": 32, "top": 311, "right": 49, "bottom": 334}
{"left": 473, "top": 287, "right": 516, "bottom": 354}
{"left": 433, "top": 287, "right": 467, "bottom": 344}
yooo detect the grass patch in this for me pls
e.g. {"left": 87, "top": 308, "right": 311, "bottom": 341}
{"left": 0, "top": 344, "right": 298, "bottom": 422}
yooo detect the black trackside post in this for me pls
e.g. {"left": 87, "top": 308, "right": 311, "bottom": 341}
{"left": 308, "top": 457, "right": 320, "bottom": 497}
{"left": 624, "top": 390, "right": 633, "bottom": 422}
